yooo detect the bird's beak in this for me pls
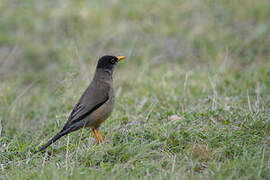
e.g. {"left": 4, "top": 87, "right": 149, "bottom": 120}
{"left": 117, "top": 56, "right": 126, "bottom": 62}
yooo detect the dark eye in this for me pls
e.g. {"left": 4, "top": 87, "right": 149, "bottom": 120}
{"left": 110, "top": 59, "right": 116, "bottom": 64}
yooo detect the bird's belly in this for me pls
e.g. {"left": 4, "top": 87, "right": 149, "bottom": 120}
{"left": 86, "top": 97, "right": 114, "bottom": 128}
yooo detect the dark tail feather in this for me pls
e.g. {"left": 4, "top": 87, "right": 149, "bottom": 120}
{"left": 39, "top": 127, "right": 75, "bottom": 151}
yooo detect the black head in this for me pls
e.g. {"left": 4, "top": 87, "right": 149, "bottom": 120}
{"left": 96, "top": 55, "right": 125, "bottom": 71}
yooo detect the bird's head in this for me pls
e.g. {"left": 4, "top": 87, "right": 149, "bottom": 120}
{"left": 96, "top": 55, "right": 126, "bottom": 74}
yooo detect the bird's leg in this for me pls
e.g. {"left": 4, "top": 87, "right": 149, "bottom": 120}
{"left": 95, "top": 129, "right": 104, "bottom": 143}
{"left": 92, "top": 128, "right": 100, "bottom": 143}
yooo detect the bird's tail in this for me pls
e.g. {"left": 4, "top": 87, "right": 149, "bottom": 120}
{"left": 39, "top": 126, "right": 75, "bottom": 151}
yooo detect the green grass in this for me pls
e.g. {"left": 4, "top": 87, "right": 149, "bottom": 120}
{"left": 1, "top": 0, "right": 270, "bottom": 179}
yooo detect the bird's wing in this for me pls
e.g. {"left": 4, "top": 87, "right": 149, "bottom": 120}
{"left": 62, "top": 81, "right": 110, "bottom": 130}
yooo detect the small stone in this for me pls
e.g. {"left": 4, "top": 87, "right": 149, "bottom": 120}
{"left": 170, "top": 115, "right": 180, "bottom": 122}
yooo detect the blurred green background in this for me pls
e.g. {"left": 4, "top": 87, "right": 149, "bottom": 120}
{"left": 0, "top": 0, "right": 269, "bottom": 179}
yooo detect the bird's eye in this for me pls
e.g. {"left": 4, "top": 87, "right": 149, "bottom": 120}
{"left": 111, "top": 59, "right": 116, "bottom": 64}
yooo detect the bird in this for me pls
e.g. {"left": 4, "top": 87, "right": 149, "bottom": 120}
{"left": 39, "top": 55, "right": 126, "bottom": 151}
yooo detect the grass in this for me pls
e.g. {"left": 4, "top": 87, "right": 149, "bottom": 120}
{"left": 0, "top": 0, "right": 270, "bottom": 179}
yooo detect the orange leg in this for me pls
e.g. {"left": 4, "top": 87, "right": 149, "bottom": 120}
{"left": 95, "top": 129, "right": 104, "bottom": 143}
{"left": 92, "top": 128, "right": 100, "bottom": 143}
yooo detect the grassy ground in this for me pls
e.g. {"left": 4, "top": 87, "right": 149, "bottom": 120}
{"left": 1, "top": 0, "right": 270, "bottom": 179}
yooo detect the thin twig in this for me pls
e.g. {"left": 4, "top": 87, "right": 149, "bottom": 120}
{"left": 183, "top": 72, "right": 189, "bottom": 112}
{"left": 255, "top": 82, "right": 261, "bottom": 113}
{"left": 247, "top": 89, "right": 253, "bottom": 113}
{"left": 209, "top": 77, "right": 217, "bottom": 110}
{"left": 66, "top": 134, "right": 70, "bottom": 179}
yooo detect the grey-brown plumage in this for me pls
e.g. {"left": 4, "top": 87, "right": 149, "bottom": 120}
{"left": 40, "top": 55, "right": 125, "bottom": 151}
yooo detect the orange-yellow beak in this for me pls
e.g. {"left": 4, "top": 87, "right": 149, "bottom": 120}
{"left": 117, "top": 56, "right": 126, "bottom": 62}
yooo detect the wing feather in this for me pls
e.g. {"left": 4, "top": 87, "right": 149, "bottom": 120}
{"left": 61, "top": 81, "right": 110, "bottom": 130}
